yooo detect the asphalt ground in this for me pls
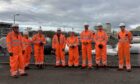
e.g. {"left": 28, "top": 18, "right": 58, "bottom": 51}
{"left": 0, "top": 54, "right": 140, "bottom": 66}
{"left": 0, "top": 65, "right": 140, "bottom": 84}
{"left": 0, "top": 54, "right": 140, "bottom": 84}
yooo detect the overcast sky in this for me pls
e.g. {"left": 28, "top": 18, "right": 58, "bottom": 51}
{"left": 0, "top": 0, "right": 140, "bottom": 31}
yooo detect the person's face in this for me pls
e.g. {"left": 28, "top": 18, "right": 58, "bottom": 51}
{"left": 84, "top": 25, "right": 89, "bottom": 31}
{"left": 57, "top": 30, "right": 61, "bottom": 35}
{"left": 120, "top": 26, "right": 125, "bottom": 31}
{"left": 70, "top": 32, "right": 74, "bottom": 36}
{"left": 12, "top": 26, "right": 19, "bottom": 34}
{"left": 98, "top": 26, "right": 103, "bottom": 31}
{"left": 38, "top": 30, "right": 42, "bottom": 34}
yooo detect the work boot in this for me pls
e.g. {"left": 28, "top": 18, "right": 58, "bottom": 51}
{"left": 126, "top": 69, "right": 132, "bottom": 72}
{"left": 25, "top": 66, "right": 30, "bottom": 70}
{"left": 118, "top": 68, "right": 124, "bottom": 71}
{"left": 11, "top": 75, "right": 19, "bottom": 78}
{"left": 95, "top": 64, "right": 99, "bottom": 70}
{"left": 20, "top": 73, "right": 28, "bottom": 76}
{"left": 81, "top": 66, "right": 86, "bottom": 69}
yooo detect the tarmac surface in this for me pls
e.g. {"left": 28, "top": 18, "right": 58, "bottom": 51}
{"left": 0, "top": 54, "right": 140, "bottom": 84}
{"left": 0, "top": 65, "right": 140, "bottom": 84}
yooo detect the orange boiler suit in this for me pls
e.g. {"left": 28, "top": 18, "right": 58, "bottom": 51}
{"left": 22, "top": 36, "right": 32, "bottom": 67}
{"left": 67, "top": 36, "right": 79, "bottom": 67}
{"left": 94, "top": 30, "right": 108, "bottom": 66}
{"left": 32, "top": 33, "right": 46, "bottom": 65}
{"left": 80, "top": 30, "right": 93, "bottom": 67}
{"left": 6, "top": 31, "right": 25, "bottom": 76}
{"left": 52, "top": 34, "right": 66, "bottom": 66}
{"left": 118, "top": 30, "right": 132, "bottom": 70}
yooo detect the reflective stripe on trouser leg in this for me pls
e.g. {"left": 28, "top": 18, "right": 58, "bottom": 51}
{"left": 11, "top": 71, "right": 18, "bottom": 76}
{"left": 82, "top": 44, "right": 86, "bottom": 67}
{"left": 19, "top": 69, "right": 25, "bottom": 74}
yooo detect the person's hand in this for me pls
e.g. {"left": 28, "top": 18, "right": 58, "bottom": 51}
{"left": 62, "top": 49, "right": 65, "bottom": 51}
{"left": 98, "top": 44, "right": 103, "bottom": 49}
{"left": 22, "top": 50, "right": 25, "bottom": 54}
{"left": 70, "top": 45, "right": 75, "bottom": 48}
{"left": 83, "top": 42, "right": 88, "bottom": 45}
{"left": 9, "top": 52, "right": 13, "bottom": 57}
{"left": 39, "top": 42, "right": 44, "bottom": 46}
{"left": 53, "top": 48, "right": 56, "bottom": 52}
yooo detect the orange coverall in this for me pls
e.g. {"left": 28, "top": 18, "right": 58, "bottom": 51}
{"left": 94, "top": 30, "right": 108, "bottom": 66}
{"left": 52, "top": 34, "right": 66, "bottom": 66}
{"left": 6, "top": 31, "right": 25, "bottom": 76}
{"left": 118, "top": 30, "right": 132, "bottom": 70}
{"left": 32, "top": 33, "right": 46, "bottom": 65}
{"left": 22, "top": 36, "right": 32, "bottom": 67}
{"left": 80, "top": 30, "right": 93, "bottom": 67}
{"left": 67, "top": 36, "right": 79, "bottom": 67}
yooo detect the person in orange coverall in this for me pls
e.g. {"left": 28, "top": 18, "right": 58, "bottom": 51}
{"left": 32, "top": 27, "right": 46, "bottom": 69}
{"left": 6, "top": 24, "right": 28, "bottom": 78}
{"left": 52, "top": 28, "right": 66, "bottom": 67}
{"left": 67, "top": 31, "right": 79, "bottom": 67}
{"left": 117, "top": 23, "right": 132, "bottom": 72}
{"left": 22, "top": 30, "right": 32, "bottom": 70}
{"left": 94, "top": 23, "right": 108, "bottom": 69}
{"left": 80, "top": 23, "right": 93, "bottom": 69}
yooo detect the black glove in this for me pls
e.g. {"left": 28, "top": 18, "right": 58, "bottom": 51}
{"left": 118, "top": 35, "right": 120, "bottom": 39}
{"left": 39, "top": 42, "right": 44, "bottom": 46}
{"left": 62, "top": 49, "right": 65, "bottom": 51}
{"left": 98, "top": 44, "right": 103, "bottom": 49}
{"left": 9, "top": 52, "right": 13, "bottom": 56}
{"left": 125, "top": 34, "right": 128, "bottom": 36}
{"left": 53, "top": 49, "right": 56, "bottom": 52}
{"left": 22, "top": 50, "right": 25, "bottom": 54}
{"left": 70, "top": 45, "right": 75, "bottom": 48}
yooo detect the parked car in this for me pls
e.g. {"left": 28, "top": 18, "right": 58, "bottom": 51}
{"left": 92, "top": 45, "right": 118, "bottom": 56}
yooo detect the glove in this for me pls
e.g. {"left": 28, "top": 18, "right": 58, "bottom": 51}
{"left": 22, "top": 50, "right": 25, "bottom": 54}
{"left": 39, "top": 42, "right": 44, "bottom": 46}
{"left": 83, "top": 42, "right": 88, "bottom": 45}
{"left": 70, "top": 45, "right": 75, "bottom": 48}
{"left": 9, "top": 52, "right": 13, "bottom": 57}
{"left": 118, "top": 35, "right": 121, "bottom": 39}
{"left": 98, "top": 44, "right": 103, "bottom": 49}
{"left": 125, "top": 34, "right": 128, "bottom": 36}
{"left": 53, "top": 48, "right": 56, "bottom": 52}
{"left": 62, "top": 49, "right": 65, "bottom": 51}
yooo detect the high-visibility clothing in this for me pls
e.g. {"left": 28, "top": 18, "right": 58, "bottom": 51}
{"left": 32, "top": 33, "right": 46, "bottom": 65}
{"left": 67, "top": 36, "right": 79, "bottom": 67}
{"left": 117, "top": 30, "right": 132, "bottom": 70}
{"left": 52, "top": 34, "right": 66, "bottom": 66}
{"left": 80, "top": 30, "right": 93, "bottom": 67}
{"left": 94, "top": 30, "right": 108, "bottom": 65}
{"left": 22, "top": 36, "right": 32, "bottom": 67}
{"left": 6, "top": 31, "right": 25, "bottom": 76}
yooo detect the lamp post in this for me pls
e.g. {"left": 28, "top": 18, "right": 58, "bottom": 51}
{"left": 13, "top": 14, "right": 20, "bottom": 24}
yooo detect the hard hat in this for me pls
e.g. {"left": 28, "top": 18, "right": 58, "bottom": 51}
{"left": 23, "top": 30, "right": 29, "bottom": 35}
{"left": 11, "top": 24, "right": 19, "bottom": 27}
{"left": 38, "top": 26, "right": 42, "bottom": 31}
{"left": 96, "top": 23, "right": 103, "bottom": 27}
{"left": 57, "top": 28, "right": 61, "bottom": 31}
{"left": 83, "top": 23, "right": 89, "bottom": 26}
{"left": 119, "top": 23, "right": 125, "bottom": 27}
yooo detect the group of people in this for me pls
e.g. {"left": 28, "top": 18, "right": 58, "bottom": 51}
{"left": 6, "top": 23, "right": 132, "bottom": 78}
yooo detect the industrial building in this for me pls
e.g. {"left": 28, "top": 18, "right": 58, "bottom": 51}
{"left": 0, "top": 22, "right": 12, "bottom": 38}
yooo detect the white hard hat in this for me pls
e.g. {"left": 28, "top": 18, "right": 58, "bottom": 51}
{"left": 11, "top": 24, "right": 19, "bottom": 27}
{"left": 96, "top": 23, "right": 103, "bottom": 27}
{"left": 83, "top": 23, "right": 89, "bottom": 26}
{"left": 119, "top": 23, "right": 125, "bottom": 27}
{"left": 57, "top": 28, "right": 61, "bottom": 31}
{"left": 23, "top": 30, "right": 29, "bottom": 35}
{"left": 38, "top": 26, "right": 42, "bottom": 31}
